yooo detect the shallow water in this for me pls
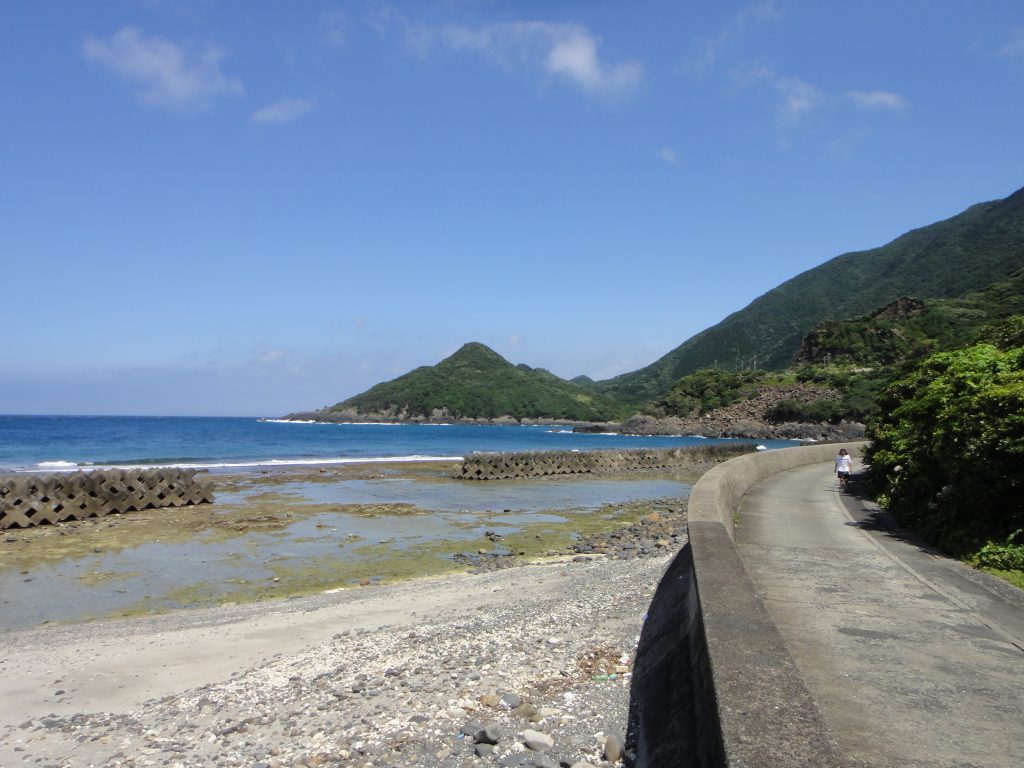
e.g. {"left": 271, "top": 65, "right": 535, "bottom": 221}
{"left": 226, "top": 476, "right": 692, "bottom": 513}
{"left": 0, "top": 475, "right": 690, "bottom": 630}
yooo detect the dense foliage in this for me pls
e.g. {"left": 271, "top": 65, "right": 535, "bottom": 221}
{"left": 790, "top": 364, "right": 894, "bottom": 422}
{"left": 763, "top": 397, "right": 844, "bottom": 424}
{"left": 595, "top": 186, "right": 1024, "bottom": 405}
{"left": 772, "top": 270, "right": 1024, "bottom": 424}
{"left": 655, "top": 368, "right": 771, "bottom": 416}
{"left": 798, "top": 270, "right": 1024, "bottom": 367}
{"left": 332, "top": 342, "right": 629, "bottom": 421}
{"left": 864, "top": 339, "right": 1024, "bottom": 555}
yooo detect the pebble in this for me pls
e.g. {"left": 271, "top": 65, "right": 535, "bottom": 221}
{"left": 522, "top": 728, "right": 554, "bottom": 752}
{"left": 0, "top": 527, "right": 683, "bottom": 767}
{"left": 604, "top": 731, "right": 624, "bottom": 761}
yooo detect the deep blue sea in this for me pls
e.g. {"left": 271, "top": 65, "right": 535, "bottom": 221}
{"left": 0, "top": 415, "right": 801, "bottom": 474}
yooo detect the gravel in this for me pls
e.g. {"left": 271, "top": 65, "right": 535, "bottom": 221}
{"left": 0, "top": 538, "right": 685, "bottom": 767}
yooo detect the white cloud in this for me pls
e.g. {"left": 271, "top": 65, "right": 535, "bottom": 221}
{"left": 544, "top": 30, "right": 642, "bottom": 95}
{"left": 251, "top": 97, "right": 315, "bottom": 124}
{"left": 747, "top": 64, "right": 822, "bottom": 123}
{"left": 656, "top": 147, "right": 678, "bottom": 164}
{"left": 369, "top": 10, "right": 642, "bottom": 97}
{"left": 686, "top": 0, "right": 780, "bottom": 74}
{"left": 846, "top": 90, "right": 909, "bottom": 110}
{"left": 998, "top": 29, "right": 1024, "bottom": 58}
{"left": 83, "top": 27, "right": 243, "bottom": 109}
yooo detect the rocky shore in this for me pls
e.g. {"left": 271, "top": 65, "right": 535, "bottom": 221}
{"left": 454, "top": 507, "right": 686, "bottom": 573}
{"left": 280, "top": 411, "right": 580, "bottom": 428}
{"left": 285, "top": 382, "right": 866, "bottom": 442}
{"left": 0, "top": 502, "right": 691, "bottom": 768}
{"left": 617, "top": 384, "right": 866, "bottom": 441}
{"left": 616, "top": 413, "right": 865, "bottom": 442}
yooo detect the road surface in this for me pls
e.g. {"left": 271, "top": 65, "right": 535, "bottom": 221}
{"left": 737, "top": 462, "right": 1024, "bottom": 768}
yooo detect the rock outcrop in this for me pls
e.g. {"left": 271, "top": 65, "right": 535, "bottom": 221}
{"left": 620, "top": 384, "right": 866, "bottom": 441}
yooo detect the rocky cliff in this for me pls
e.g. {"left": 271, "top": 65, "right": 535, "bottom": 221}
{"left": 619, "top": 384, "right": 865, "bottom": 441}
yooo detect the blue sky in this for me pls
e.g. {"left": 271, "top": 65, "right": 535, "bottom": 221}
{"left": 2, "top": 1, "right": 1023, "bottom": 416}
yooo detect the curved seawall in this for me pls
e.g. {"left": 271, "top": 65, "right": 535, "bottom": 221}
{"left": 628, "top": 442, "right": 867, "bottom": 767}
{"left": 455, "top": 444, "right": 755, "bottom": 480}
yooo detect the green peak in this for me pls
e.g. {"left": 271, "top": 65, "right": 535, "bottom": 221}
{"left": 326, "top": 340, "right": 627, "bottom": 421}
{"left": 447, "top": 341, "right": 506, "bottom": 361}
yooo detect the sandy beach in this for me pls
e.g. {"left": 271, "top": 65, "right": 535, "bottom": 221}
{"left": 0, "top": 548, "right": 675, "bottom": 767}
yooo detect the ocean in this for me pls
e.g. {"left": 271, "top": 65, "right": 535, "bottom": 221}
{"left": 0, "top": 415, "right": 798, "bottom": 474}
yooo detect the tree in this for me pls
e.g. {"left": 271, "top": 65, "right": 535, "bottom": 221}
{"left": 865, "top": 342, "right": 1024, "bottom": 553}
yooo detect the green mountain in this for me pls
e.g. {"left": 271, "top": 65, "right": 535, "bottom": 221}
{"left": 595, "top": 185, "right": 1024, "bottom": 405}
{"left": 796, "top": 268, "right": 1024, "bottom": 368}
{"left": 320, "top": 342, "right": 628, "bottom": 422}
{"left": 690, "top": 269, "right": 1024, "bottom": 425}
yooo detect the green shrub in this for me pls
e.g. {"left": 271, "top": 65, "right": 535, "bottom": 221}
{"left": 865, "top": 343, "right": 1024, "bottom": 554}
{"left": 971, "top": 530, "right": 1024, "bottom": 571}
{"left": 764, "top": 398, "right": 843, "bottom": 424}
{"left": 657, "top": 368, "right": 767, "bottom": 417}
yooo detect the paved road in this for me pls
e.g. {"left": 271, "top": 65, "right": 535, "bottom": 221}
{"left": 737, "top": 461, "right": 1024, "bottom": 768}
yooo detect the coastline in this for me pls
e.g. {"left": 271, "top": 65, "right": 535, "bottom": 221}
{"left": 0, "top": 541, "right": 675, "bottom": 767}
{"left": 0, "top": 417, "right": 754, "bottom": 477}
{"left": 0, "top": 454, "right": 701, "bottom": 765}
{"left": 281, "top": 409, "right": 865, "bottom": 443}
{"left": 1, "top": 460, "right": 696, "bottom": 629}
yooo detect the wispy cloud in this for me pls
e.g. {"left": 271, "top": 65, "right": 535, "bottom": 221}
{"left": 321, "top": 9, "right": 348, "bottom": 47}
{"left": 368, "top": 9, "right": 642, "bottom": 97}
{"left": 251, "top": 97, "right": 315, "bottom": 124}
{"left": 258, "top": 348, "right": 285, "bottom": 363}
{"left": 746, "top": 64, "right": 822, "bottom": 123}
{"left": 83, "top": 26, "right": 243, "bottom": 109}
{"left": 846, "top": 90, "right": 909, "bottom": 110}
{"left": 656, "top": 147, "right": 678, "bottom": 164}
{"left": 998, "top": 28, "right": 1024, "bottom": 58}
{"left": 685, "top": 0, "right": 780, "bottom": 74}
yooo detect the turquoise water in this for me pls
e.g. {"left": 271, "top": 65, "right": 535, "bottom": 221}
{"left": 0, "top": 415, "right": 797, "bottom": 473}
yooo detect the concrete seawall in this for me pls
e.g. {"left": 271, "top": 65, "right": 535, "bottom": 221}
{"left": 628, "top": 442, "right": 867, "bottom": 767}
{"left": 456, "top": 444, "right": 756, "bottom": 481}
{"left": 0, "top": 469, "right": 215, "bottom": 529}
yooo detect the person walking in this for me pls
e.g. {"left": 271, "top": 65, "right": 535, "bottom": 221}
{"left": 834, "top": 448, "right": 854, "bottom": 488}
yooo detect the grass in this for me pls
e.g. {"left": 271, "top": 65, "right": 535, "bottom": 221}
{"left": 977, "top": 567, "right": 1024, "bottom": 590}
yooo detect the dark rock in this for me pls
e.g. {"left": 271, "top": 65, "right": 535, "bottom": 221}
{"left": 571, "top": 424, "right": 613, "bottom": 433}
{"left": 500, "top": 692, "right": 523, "bottom": 709}
{"left": 475, "top": 743, "right": 496, "bottom": 757}
{"left": 474, "top": 722, "right": 502, "bottom": 745}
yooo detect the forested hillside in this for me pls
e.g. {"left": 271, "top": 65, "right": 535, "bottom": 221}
{"left": 640, "top": 269, "right": 1024, "bottom": 428}
{"left": 296, "top": 185, "right": 1024, "bottom": 426}
{"left": 595, "top": 185, "right": 1024, "bottom": 405}
{"left": 312, "top": 342, "right": 628, "bottom": 422}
